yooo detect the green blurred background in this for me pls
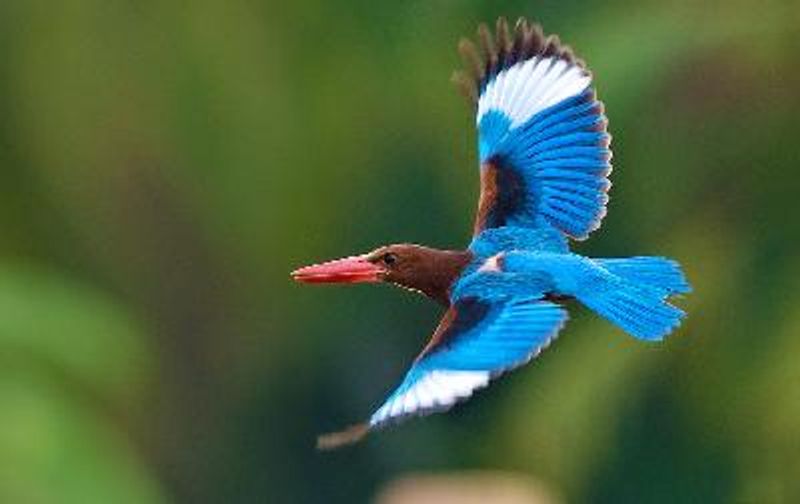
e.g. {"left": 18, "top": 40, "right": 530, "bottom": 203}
{"left": 0, "top": 0, "right": 797, "bottom": 502}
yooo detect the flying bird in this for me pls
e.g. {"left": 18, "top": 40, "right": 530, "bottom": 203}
{"left": 292, "top": 17, "right": 690, "bottom": 449}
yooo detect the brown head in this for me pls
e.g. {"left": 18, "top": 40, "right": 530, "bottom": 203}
{"left": 291, "top": 244, "right": 472, "bottom": 305}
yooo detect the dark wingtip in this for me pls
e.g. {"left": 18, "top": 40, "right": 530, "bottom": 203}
{"left": 316, "top": 422, "right": 370, "bottom": 451}
{"left": 457, "top": 38, "right": 483, "bottom": 82}
{"left": 453, "top": 16, "right": 588, "bottom": 106}
{"left": 452, "top": 70, "right": 478, "bottom": 104}
{"left": 495, "top": 16, "right": 511, "bottom": 66}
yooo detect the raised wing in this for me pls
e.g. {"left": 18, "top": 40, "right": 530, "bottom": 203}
{"left": 453, "top": 18, "right": 612, "bottom": 240}
{"left": 316, "top": 272, "right": 567, "bottom": 449}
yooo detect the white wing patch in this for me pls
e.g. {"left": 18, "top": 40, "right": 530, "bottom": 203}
{"left": 477, "top": 56, "right": 592, "bottom": 129}
{"left": 369, "top": 370, "right": 490, "bottom": 427}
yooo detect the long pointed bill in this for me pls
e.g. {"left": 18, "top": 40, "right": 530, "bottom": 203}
{"left": 291, "top": 255, "right": 384, "bottom": 284}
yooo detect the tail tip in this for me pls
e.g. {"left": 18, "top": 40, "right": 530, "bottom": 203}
{"left": 636, "top": 303, "right": 687, "bottom": 342}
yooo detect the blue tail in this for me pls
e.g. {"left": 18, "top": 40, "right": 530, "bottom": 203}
{"left": 596, "top": 257, "right": 691, "bottom": 297}
{"left": 499, "top": 251, "right": 690, "bottom": 341}
{"left": 576, "top": 277, "right": 686, "bottom": 341}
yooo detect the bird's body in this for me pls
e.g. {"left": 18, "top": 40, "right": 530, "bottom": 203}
{"left": 292, "top": 17, "right": 691, "bottom": 448}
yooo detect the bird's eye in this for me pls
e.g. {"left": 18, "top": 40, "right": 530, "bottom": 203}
{"left": 382, "top": 253, "right": 398, "bottom": 266}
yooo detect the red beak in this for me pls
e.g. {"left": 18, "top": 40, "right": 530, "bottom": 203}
{"left": 291, "top": 255, "right": 384, "bottom": 284}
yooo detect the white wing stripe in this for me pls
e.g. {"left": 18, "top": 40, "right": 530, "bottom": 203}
{"left": 507, "top": 57, "right": 538, "bottom": 120}
{"left": 477, "top": 56, "right": 591, "bottom": 129}
{"left": 369, "top": 370, "right": 490, "bottom": 427}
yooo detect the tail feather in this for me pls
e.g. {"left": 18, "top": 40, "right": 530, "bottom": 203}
{"left": 596, "top": 257, "right": 691, "bottom": 296}
{"left": 501, "top": 251, "right": 690, "bottom": 341}
{"left": 578, "top": 278, "right": 686, "bottom": 341}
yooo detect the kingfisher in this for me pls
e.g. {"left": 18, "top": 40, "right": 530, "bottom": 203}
{"left": 292, "top": 17, "right": 690, "bottom": 449}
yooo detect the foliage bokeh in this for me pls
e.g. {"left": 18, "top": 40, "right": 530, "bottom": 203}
{"left": 0, "top": 0, "right": 797, "bottom": 502}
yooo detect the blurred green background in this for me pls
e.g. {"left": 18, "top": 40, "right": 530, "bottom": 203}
{"left": 0, "top": 0, "right": 798, "bottom": 502}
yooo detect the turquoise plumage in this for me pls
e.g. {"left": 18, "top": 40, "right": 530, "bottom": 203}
{"left": 295, "top": 17, "right": 691, "bottom": 448}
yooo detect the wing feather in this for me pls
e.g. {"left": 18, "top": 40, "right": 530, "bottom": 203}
{"left": 457, "top": 17, "right": 612, "bottom": 241}
{"left": 367, "top": 294, "right": 567, "bottom": 430}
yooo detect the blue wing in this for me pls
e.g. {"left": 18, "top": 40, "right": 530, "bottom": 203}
{"left": 367, "top": 283, "right": 567, "bottom": 429}
{"left": 455, "top": 18, "right": 612, "bottom": 240}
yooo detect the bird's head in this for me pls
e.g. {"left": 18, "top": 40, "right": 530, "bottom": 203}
{"left": 291, "top": 244, "right": 472, "bottom": 304}
{"left": 292, "top": 244, "right": 439, "bottom": 285}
